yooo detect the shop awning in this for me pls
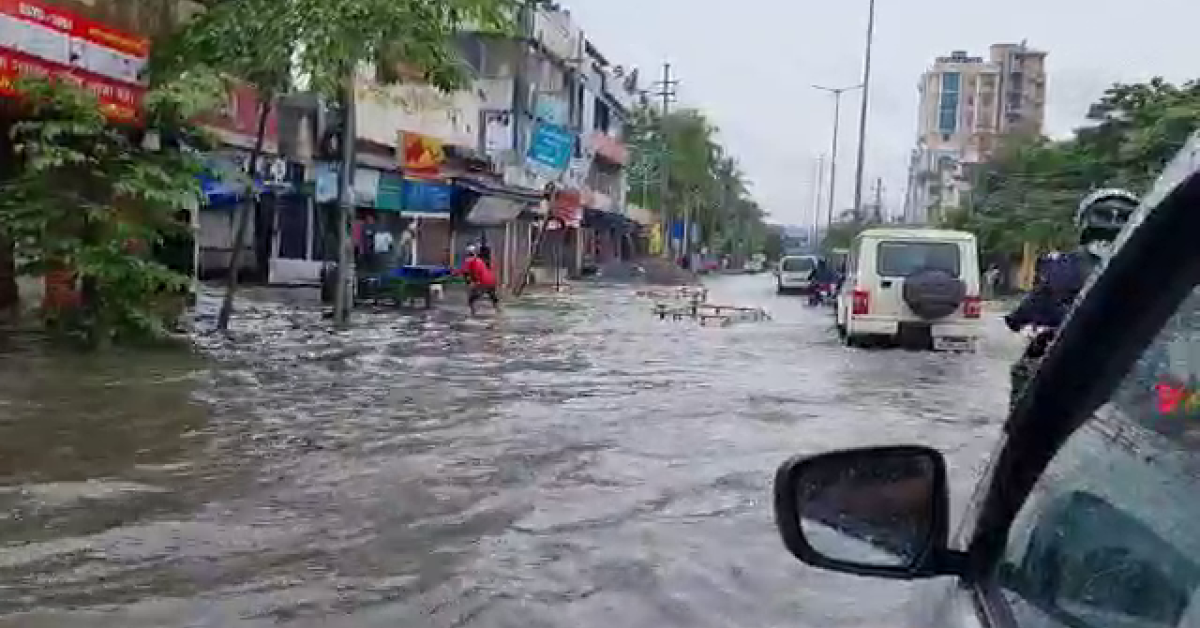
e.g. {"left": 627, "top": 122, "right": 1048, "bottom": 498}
{"left": 583, "top": 207, "right": 638, "bottom": 232}
{"left": 450, "top": 175, "right": 544, "bottom": 204}
{"left": 466, "top": 195, "right": 526, "bottom": 225}
{"left": 451, "top": 174, "right": 544, "bottom": 225}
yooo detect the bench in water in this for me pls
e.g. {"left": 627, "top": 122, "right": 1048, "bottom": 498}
{"left": 653, "top": 301, "right": 770, "bottom": 326}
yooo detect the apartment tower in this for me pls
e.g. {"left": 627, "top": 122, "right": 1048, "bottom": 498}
{"left": 903, "top": 43, "right": 1047, "bottom": 224}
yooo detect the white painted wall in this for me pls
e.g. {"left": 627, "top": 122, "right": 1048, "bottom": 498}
{"left": 355, "top": 76, "right": 483, "bottom": 149}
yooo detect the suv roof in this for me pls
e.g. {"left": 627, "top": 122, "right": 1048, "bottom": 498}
{"left": 857, "top": 227, "right": 976, "bottom": 241}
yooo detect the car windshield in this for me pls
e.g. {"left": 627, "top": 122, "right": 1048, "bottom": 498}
{"left": 782, "top": 257, "right": 816, "bottom": 272}
{"left": 876, "top": 241, "right": 961, "bottom": 277}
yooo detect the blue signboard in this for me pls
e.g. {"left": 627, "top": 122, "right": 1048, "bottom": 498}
{"left": 401, "top": 178, "right": 454, "bottom": 216}
{"left": 669, "top": 220, "right": 701, "bottom": 243}
{"left": 526, "top": 123, "right": 574, "bottom": 172}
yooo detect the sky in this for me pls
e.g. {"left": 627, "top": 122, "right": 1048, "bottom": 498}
{"left": 565, "top": 0, "right": 1199, "bottom": 227}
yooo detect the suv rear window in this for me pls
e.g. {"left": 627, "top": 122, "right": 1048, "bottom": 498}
{"left": 876, "top": 242, "right": 961, "bottom": 277}
{"left": 781, "top": 257, "right": 816, "bottom": 272}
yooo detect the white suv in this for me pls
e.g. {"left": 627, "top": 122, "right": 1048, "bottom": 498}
{"left": 834, "top": 227, "right": 982, "bottom": 350}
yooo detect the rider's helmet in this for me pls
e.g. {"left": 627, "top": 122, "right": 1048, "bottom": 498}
{"left": 1076, "top": 188, "right": 1139, "bottom": 245}
{"left": 465, "top": 244, "right": 478, "bottom": 256}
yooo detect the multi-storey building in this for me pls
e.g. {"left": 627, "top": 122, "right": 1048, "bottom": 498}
{"left": 903, "top": 43, "right": 1047, "bottom": 225}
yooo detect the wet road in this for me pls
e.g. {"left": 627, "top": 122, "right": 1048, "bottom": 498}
{"left": 0, "top": 275, "right": 1020, "bottom": 627}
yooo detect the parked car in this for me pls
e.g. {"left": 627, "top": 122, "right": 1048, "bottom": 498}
{"left": 777, "top": 255, "right": 821, "bottom": 294}
{"left": 835, "top": 227, "right": 982, "bottom": 351}
{"left": 772, "top": 135, "right": 1200, "bottom": 628}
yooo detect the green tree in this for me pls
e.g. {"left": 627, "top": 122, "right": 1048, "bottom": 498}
{"left": 946, "top": 77, "right": 1200, "bottom": 263}
{"left": 0, "top": 74, "right": 223, "bottom": 348}
{"left": 820, "top": 218, "right": 879, "bottom": 252}
{"left": 625, "top": 106, "right": 770, "bottom": 255}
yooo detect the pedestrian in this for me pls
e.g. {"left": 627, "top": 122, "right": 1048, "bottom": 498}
{"left": 371, "top": 220, "right": 394, "bottom": 272}
{"left": 457, "top": 244, "right": 500, "bottom": 316}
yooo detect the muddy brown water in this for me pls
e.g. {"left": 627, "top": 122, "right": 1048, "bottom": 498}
{"left": 0, "top": 276, "right": 1019, "bottom": 627}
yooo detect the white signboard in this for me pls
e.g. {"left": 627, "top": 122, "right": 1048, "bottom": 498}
{"left": 3, "top": 14, "right": 70, "bottom": 65}
{"left": 71, "top": 38, "right": 144, "bottom": 84}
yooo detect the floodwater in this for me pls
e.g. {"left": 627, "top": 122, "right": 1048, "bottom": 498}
{"left": 0, "top": 275, "right": 1021, "bottom": 627}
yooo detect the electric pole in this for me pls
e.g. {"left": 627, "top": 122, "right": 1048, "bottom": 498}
{"left": 812, "top": 155, "right": 826, "bottom": 228}
{"left": 814, "top": 83, "right": 862, "bottom": 228}
{"left": 511, "top": 0, "right": 534, "bottom": 156}
{"left": 851, "top": 0, "right": 877, "bottom": 221}
{"left": 652, "top": 62, "right": 678, "bottom": 257}
{"left": 872, "top": 177, "right": 884, "bottom": 222}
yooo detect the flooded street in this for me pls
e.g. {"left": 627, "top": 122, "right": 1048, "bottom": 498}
{"left": 0, "top": 274, "right": 1020, "bottom": 627}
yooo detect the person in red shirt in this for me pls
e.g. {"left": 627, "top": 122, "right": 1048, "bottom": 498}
{"left": 458, "top": 245, "right": 500, "bottom": 316}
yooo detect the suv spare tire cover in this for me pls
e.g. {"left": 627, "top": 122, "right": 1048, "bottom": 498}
{"left": 902, "top": 269, "right": 967, "bottom": 319}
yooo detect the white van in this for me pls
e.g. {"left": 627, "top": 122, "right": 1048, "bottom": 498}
{"left": 776, "top": 255, "right": 821, "bottom": 294}
{"left": 835, "top": 228, "right": 982, "bottom": 350}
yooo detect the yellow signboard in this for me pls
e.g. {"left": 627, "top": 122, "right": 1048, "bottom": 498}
{"left": 399, "top": 131, "right": 444, "bottom": 178}
{"left": 649, "top": 223, "right": 664, "bottom": 256}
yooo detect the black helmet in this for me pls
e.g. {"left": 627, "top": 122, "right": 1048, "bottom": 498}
{"left": 1076, "top": 188, "right": 1138, "bottom": 244}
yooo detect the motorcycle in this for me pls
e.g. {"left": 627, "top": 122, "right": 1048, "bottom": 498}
{"left": 808, "top": 282, "right": 836, "bottom": 307}
{"left": 1010, "top": 325, "right": 1056, "bottom": 411}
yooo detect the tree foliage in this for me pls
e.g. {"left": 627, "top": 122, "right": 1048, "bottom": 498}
{"left": 0, "top": 75, "right": 222, "bottom": 347}
{"left": 945, "top": 77, "right": 1200, "bottom": 262}
{"left": 152, "top": 0, "right": 517, "bottom": 99}
{"left": 625, "top": 106, "right": 771, "bottom": 254}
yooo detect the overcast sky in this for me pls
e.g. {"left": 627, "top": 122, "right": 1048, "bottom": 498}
{"left": 565, "top": 0, "right": 1198, "bottom": 227}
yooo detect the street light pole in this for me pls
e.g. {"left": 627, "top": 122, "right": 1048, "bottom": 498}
{"left": 814, "top": 83, "right": 862, "bottom": 229}
{"left": 851, "top": 0, "right": 877, "bottom": 221}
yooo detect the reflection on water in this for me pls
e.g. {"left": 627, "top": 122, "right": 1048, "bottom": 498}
{"left": 0, "top": 278, "right": 1014, "bottom": 627}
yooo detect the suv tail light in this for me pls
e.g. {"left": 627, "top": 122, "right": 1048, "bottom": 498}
{"left": 964, "top": 296, "right": 982, "bottom": 319}
{"left": 851, "top": 290, "right": 870, "bottom": 315}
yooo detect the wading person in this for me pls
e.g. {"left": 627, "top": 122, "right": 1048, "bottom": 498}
{"left": 458, "top": 245, "right": 500, "bottom": 316}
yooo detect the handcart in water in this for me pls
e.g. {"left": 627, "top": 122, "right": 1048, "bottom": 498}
{"left": 358, "top": 265, "right": 463, "bottom": 309}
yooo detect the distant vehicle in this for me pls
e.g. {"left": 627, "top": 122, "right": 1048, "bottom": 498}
{"left": 777, "top": 255, "right": 821, "bottom": 294}
{"left": 834, "top": 227, "right": 981, "bottom": 351}
{"left": 781, "top": 226, "right": 814, "bottom": 256}
{"left": 745, "top": 254, "right": 768, "bottom": 273}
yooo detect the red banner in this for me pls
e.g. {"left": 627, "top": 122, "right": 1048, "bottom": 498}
{"left": 0, "top": 0, "right": 149, "bottom": 58}
{"left": 551, "top": 188, "right": 583, "bottom": 228}
{"left": 588, "top": 131, "right": 628, "bottom": 166}
{"left": 0, "top": 0, "right": 148, "bottom": 121}
{"left": 198, "top": 81, "right": 279, "bottom": 141}
{"left": 0, "top": 47, "right": 142, "bottom": 121}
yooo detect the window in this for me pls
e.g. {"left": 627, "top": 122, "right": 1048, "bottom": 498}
{"left": 781, "top": 257, "right": 816, "bottom": 272}
{"left": 479, "top": 37, "right": 516, "bottom": 78}
{"left": 454, "top": 34, "right": 484, "bottom": 75}
{"left": 594, "top": 98, "right": 611, "bottom": 132}
{"left": 939, "top": 72, "right": 961, "bottom": 135}
{"left": 876, "top": 241, "right": 960, "bottom": 277}
{"left": 998, "top": 286, "right": 1200, "bottom": 628}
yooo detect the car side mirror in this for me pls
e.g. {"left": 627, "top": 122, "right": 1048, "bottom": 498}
{"left": 772, "top": 445, "right": 965, "bottom": 579}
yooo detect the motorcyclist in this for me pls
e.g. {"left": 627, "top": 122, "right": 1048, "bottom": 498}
{"left": 810, "top": 258, "right": 837, "bottom": 305}
{"left": 1004, "top": 188, "right": 1140, "bottom": 409}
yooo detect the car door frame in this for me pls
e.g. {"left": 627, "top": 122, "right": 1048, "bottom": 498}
{"left": 956, "top": 148, "right": 1200, "bottom": 628}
